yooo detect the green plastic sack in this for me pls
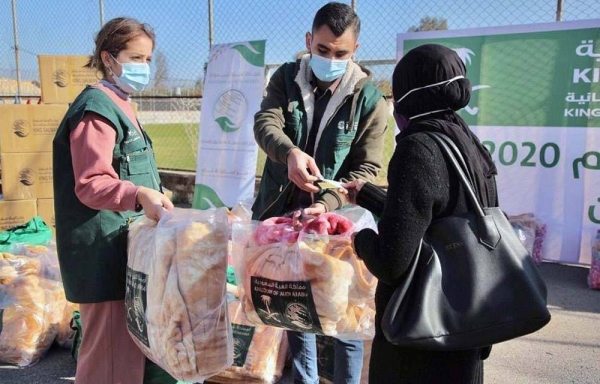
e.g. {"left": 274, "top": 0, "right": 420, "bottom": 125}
{"left": 226, "top": 265, "right": 236, "bottom": 286}
{"left": 70, "top": 310, "right": 82, "bottom": 361}
{"left": 0, "top": 216, "right": 52, "bottom": 252}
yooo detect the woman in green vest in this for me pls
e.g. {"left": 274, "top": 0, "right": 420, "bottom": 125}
{"left": 53, "top": 17, "right": 175, "bottom": 384}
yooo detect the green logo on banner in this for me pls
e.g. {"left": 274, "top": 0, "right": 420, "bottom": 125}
{"left": 589, "top": 197, "right": 600, "bottom": 224}
{"left": 193, "top": 184, "right": 226, "bottom": 210}
{"left": 213, "top": 89, "right": 248, "bottom": 132}
{"left": 231, "top": 40, "right": 266, "bottom": 67}
{"left": 215, "top": 116, "right": 237, "bottom": 132}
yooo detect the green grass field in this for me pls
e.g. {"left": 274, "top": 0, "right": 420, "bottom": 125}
{"left": 145, "top": 117, "right": 396, "bottom": 186}
{"left": 144, "top": 123, "right": 198, "bottom": 171}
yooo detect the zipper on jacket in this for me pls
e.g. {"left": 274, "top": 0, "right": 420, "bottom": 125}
{"left": 259, "top": 181, "right": 292, "bottom": 221}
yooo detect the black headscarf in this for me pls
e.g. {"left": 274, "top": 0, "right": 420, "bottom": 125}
{"left": 393, "top": 44, "right": 497, "bottom": 206}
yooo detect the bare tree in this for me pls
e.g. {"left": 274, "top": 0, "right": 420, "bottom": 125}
{"left": 152, "top": 50, "right": 168, "bottom": 90}
{"left": 408, "top": 16, "right": 448, "bottom": 32}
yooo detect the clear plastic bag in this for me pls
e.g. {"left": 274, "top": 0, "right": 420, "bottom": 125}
{"left": 55, "top": 301, "right": 79, "bottom": 348}
{"left": 208, "top": 299, "right": 288, "bottom": 384}
{"left": 8, "top": 242, "right": 77, "bottom": 349}
{"left": 508, "top": 213, "right": 546, "bottom": 266}
{"left": 232, "top": 207, "right": 377, "bottom": 340}
{"left": 0, "top": 252, "right": 62, "bottom": 366}
{"left": 126, "top": 207, "right": 233, "bottom": 383}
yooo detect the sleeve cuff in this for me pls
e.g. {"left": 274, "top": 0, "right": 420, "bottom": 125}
{"left": 315, "top": 189, "right": 343, "bottom": 212}
{"left": 353, "top": 228, "right": 378, "bottom": 261}
{"left": 124, "top": 186, "right": 142, "bottom": 212}
{"left": 276, "top": 144, "right": 299, "bottom": 165}
{"left": 356, "top": 182, "right": 386, "bottom": 217}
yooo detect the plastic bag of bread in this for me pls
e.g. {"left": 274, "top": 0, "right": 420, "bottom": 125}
{"left": 0, "top": 252, "right": 63, "bottom": 366}
{"left": 55, "top": 301, "right": 80, "bottom": 348}
{"left": 208, "top": 299, "right": 288, "bottom": 383}
{"left": 233, "top": 207, "right": 377, "bottom": 339}
{"left": 126, "top": 207, "right": 233, "bottom": 383}
{"left": 10, "top": 242, "right": 78, "bottom": 349}
{"left": 7, "top": 242, "right": 62, "bottom": 283}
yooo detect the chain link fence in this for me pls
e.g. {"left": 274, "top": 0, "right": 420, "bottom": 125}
{"left": 1, "top": 0, "right": 599, "bottom": 185}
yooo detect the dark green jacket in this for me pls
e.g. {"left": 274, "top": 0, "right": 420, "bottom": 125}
{"left": 53, "top": 86, "right": 161, "bottom": 303}
{"left": 252, "top": 56, "right": 389, "bottom": 220}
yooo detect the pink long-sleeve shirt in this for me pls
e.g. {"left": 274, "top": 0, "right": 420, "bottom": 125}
{"left": 70, "top": 82, "right": 142, "bottom": 212}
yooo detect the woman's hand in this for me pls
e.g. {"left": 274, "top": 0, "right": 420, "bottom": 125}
{"left": 136, "top": 187, "right": 174, "bottom": 221}
{"left": 340, "top": 179, "right": 367, "bottom": 205}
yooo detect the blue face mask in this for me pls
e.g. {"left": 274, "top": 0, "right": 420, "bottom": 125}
{"left": 110, "top": 55, "right": 151, "bottom": 94}
{"left": 310, "top": 54, "right": 349, "bottom": 82}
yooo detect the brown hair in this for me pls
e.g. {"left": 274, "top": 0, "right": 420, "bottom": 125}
{"left": 86, "top": 17, "right": 156, "bottom": 77}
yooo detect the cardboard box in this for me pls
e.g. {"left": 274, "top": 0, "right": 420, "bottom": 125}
{"left": 0, "top": 199, "right": 37, "bottom": 231}
{"left": 1, "top": 152, "right": 54, "bottom": 200}
{"left": 38, "top": 55, "right": 101, "bottom": 104}
{"left": 0, "top": 104, "right": 67, "bottom": 153}
{"left": 36, "top": 198, "right": 55, "bottom": 236}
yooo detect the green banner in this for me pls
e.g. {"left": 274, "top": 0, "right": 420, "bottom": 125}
{"left": 401, "top": 25, "right": 600, "bottom": 127}
{"left": 398, "top": 20, "right": 600, "bottom": 265}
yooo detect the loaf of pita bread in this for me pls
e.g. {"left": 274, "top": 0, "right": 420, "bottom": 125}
{"left": 127, "top": 208, "right": 233, "bottom": 382}
{"left": 208, "top": 299, "right": 288, "bottom": 383}
{"left": 0, "top": 253, "right": 63, "bottom": 366}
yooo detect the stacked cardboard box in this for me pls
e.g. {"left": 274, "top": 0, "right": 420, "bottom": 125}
{"left": 0, "top": 55, "right": 100, "bottom": 236}
{"left": 0, "top": 104, "right": 66, "bottom": 235}
{"left": 38, "top": 55, "right": 101, "bottom": 104}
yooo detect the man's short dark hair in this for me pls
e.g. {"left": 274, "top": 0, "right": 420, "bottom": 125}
{"left": 312, "top": 2, "right": 360, "bottom": 38}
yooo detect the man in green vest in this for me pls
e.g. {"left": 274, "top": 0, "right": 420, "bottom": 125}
{"left": 252, "top": 3, "right": 389, "bottom": 383}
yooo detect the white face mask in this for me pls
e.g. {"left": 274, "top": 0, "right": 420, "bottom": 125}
{"left": 395, "top": 75, "right": 465, "bottom": 120}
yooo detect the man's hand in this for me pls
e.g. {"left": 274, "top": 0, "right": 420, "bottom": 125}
{"left": 303, "top": 203, "right": 326, "bottom": 216}
{"left": 287, "top": 148, "right": 322, "bottom": 193}
{"left": 136, "top": 187, "right": 175, "bottom": 221}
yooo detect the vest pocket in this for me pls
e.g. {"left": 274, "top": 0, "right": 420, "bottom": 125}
{"left": 127, "top": 151, "right": 151, "bottom": 175}
{"left": 119, "top": 150, "right": 157, "bottom": 189}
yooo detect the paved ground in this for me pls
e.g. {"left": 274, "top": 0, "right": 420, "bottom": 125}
{"left": 1, "top": 262, "right": 598, "bottom": 384}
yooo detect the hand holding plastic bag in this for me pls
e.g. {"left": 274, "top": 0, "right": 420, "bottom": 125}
{"left": 126, "top": 207, "right": 233, "bottom": 382}
{"left": 232, "top": 207, "right": 377, "bottom": 339}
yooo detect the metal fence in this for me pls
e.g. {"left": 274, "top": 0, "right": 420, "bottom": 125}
{"left": 2, "top": 0, "right": 599, "bottom": 183}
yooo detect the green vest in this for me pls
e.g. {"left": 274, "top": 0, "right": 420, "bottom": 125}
{"left": 53, "top": 86, "right": 161, "bottom": 303}
{"left": 252, "top": 62, "right": 383, "bottom": 220}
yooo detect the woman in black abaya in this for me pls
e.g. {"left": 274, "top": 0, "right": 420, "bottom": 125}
{"left": 344, "top": 44, "right": 498, "bottom": 384}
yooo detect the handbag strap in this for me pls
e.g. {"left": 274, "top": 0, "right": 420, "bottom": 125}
{"left": 425, "top": 132, "right": 485, "bottom": 217}
{"left": 434, "top": 134, "right": 480, "bottom": 199}
{"left": 426, "top": 132, "right": 502, "bottom": 249}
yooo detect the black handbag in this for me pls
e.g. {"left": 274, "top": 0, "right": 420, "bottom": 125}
{"left": 381, "top": 132, "right": 551, "bottom": 351}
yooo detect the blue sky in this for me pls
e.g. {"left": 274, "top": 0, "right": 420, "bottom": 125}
{"left": 1, "top": 0, "right": 599, "bottom": 89}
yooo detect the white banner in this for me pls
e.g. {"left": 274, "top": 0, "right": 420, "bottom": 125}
{"left": 397, "top": 20, "right": 600, "bottom": 265}
{"left": 193, "top": 40, "right": 266, "bottom": 209}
